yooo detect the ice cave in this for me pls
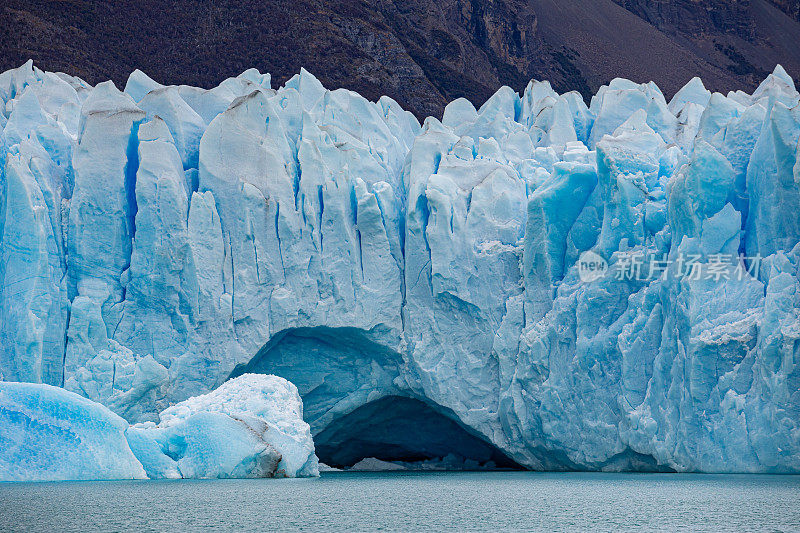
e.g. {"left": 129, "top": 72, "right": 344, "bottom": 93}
{"left": 231, "top": 327, "right": 519, "bottom": 469}
{"left": 313, "top": 396, "right": 521, "bottom": 469}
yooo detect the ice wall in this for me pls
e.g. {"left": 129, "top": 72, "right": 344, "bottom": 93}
{"left": 1, "top": 60, "right": 800, "bottom": 472}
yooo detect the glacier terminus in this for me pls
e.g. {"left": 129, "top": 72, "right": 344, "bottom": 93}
{"left": 2, "top": 59, "right": 800, "bottom": 478}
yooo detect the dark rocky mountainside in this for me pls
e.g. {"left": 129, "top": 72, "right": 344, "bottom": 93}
{"left": 766, "top": 0, "right": 800, "bottom": 21}
{"left": 3, "top": 0, "right": 800, "bottom": 118}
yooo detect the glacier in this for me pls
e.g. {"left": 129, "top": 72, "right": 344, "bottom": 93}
{"left": 1, "top": 59, "right": 800, "bottom": 474}
{"left": 0, "top": 374, "right": 316, "bottom": 481}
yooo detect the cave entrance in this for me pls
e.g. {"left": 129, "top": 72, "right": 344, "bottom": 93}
{"left": 230, "top": 327, "right": 523, "bottom": 470}
{"left": 229, "top": 326, "right": 405, "bottom": 432}
{"left": 314, "top": 395, "right": 523, "bottom": 470}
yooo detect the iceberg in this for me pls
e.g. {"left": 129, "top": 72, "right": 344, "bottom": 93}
{"left": 0, "top": 375, "right": 317, "bottom": 480}
{"left": 1, "top": 60, "right": 800, "bottom": 474}
{"left": 0, "top": 382, "right": 147, "bottom": 481}
{"left": 128, "top": 373, "right": 318, "bottom": 478}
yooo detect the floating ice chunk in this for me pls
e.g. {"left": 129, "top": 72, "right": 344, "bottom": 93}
{"left": 128, "top": 412, "right": 284, "bottom": 479}
{"left": 139, "top": 374, "right": 318, "bottom": 478}
{"left": 0, "top": 375, "right": 318, "bottom": 481}
{"left": 0, "top": 382, "right": 146, "bottom": 481}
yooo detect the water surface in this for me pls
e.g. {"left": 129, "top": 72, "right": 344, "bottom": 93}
{"left": 1, "top": 471, "right": 798, "bottom": 532}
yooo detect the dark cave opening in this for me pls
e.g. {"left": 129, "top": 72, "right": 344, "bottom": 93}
{"left": 229, "top": 327, "right": 522, "bottom": 470}
{"left": 314, "top": 395, "right": 524, "bottom": 470}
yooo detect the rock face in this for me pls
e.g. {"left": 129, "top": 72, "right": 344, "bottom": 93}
{"left": 2, "top": 61, "right": 800, "bottom": 473}
{"left": 4, "top": 0, "right": 800, "bottom": 119}
{"left": 0, "top": 375, "right": 317, "bottom": 481}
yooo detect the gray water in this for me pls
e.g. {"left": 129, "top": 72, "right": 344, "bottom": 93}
{"left": 1, "top": 472, "right": 799, "bottom": 532}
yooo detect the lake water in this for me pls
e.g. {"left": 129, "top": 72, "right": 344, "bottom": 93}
{"left": 1, "top": 471, "right": 799, "bottom": 532}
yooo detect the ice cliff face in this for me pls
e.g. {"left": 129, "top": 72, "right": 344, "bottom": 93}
{"left": 2, "top": 59, "right": 800, "bottom": 473}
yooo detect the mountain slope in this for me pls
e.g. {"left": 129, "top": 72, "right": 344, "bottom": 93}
{"left": 2, "top": 0, "right": 800, "bottom": 118}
